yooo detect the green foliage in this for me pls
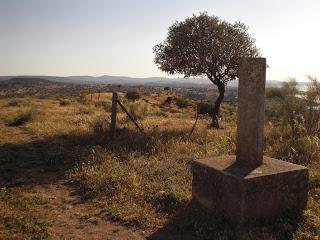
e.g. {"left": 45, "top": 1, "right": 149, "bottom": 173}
{"left": 125, "top": 90, "right": 141, "bottom": 101}
{"left": 9, "top": 108, "right": 35, "bottom": 126}
{"left": 266, "top": 79, "right": 305, "bottom": 135}
{"left": 153, "top": 12, "right": 259, "bottom": 82}
{"left": 154, "top": 12, "right": 260, "bottom": 127}
{"left": 265, "top": 78, "right": 320, "bottom": 165}
{"left": 266, "top": 77, "right": 320, "bottom": 136}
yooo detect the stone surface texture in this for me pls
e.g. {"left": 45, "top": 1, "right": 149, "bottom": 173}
{"left": 192, "top": 58, "right": 308, "bottom": 226}
{"left": 192, "top": 156, "right": 308, "bottom": 226}
{"left": 236, "top": 58, "right": 266, "bottom": 166}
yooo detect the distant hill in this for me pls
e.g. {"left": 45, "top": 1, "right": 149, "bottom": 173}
{"left": 0, "top": 77, "right": 62, "bottom": 87}
{"left": 0, "top": 77, "right": 84, "bottom": 98}
{"left": 0, "top": 75, "right": 293, "bottom": 88}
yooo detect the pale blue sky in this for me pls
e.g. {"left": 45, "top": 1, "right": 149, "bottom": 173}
{"left": 0, "top": 0, "right": 319, "bottom": 81}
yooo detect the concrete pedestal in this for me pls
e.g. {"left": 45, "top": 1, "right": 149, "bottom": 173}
{"left": 192, "top": 155, "right": 308, "bottom": 226}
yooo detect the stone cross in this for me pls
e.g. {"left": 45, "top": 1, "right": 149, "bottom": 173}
{"left": 192, "top": 57, "right": 308, "bottom": 226}
{"left": 236, "top": 58, "right": 266, "bottom": 167}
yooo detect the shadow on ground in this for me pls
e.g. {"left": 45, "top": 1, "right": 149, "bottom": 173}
{"left": 147, "top": 200, "right": 303, "bottom": 240}
{"left": 0, "top": 127, "right": 304, "bottom": 239}
{"left": 0, "top": 127, "right": 190, "bottom": 188}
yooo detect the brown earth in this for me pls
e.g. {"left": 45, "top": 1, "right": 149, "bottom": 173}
{"left": 33, "top": 177, "right": 146, "bottom": 240}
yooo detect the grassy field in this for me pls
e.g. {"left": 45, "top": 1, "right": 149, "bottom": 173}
{"left": 0, "top": 92, "right": 319, "bottom": 239}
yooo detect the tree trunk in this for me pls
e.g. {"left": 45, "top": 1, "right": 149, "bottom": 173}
{"left": 211, "top": 82, "right": 225, "bottom": 128}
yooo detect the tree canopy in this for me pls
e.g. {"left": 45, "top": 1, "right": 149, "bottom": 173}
{"left": 154, "top": 12, "right": 260, "bottom": 84}
{"left": 153, "top": 12, "right": 260, "bottom": 128}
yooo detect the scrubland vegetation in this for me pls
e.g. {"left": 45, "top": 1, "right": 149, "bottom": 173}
{"left": 0, "top": 82, "right": 319, "bottom": 239}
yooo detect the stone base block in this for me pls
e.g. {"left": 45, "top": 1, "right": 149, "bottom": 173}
{"left": 192, "top": 155, "right": 308, "bottom": 226}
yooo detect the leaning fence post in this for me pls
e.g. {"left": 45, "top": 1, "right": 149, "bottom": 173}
{"left": 110, "top": 92, "right": 118, "bottom": 139}
{"left": 189, "top": 104, "right": 199, "bottom": 139}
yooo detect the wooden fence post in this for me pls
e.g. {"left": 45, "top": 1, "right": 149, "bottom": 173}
{"left": 117, "top": 100, "right": 144, "bottom": 133}
{"left": 189, "top": 104, "right": 199, "bottom": 139}
{"left": 110, "top": 92, "right": 118, "bottom": 139}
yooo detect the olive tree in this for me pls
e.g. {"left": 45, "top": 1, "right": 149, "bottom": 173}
{"left": 153, "top": 12, "right": 260, "bottom": 128}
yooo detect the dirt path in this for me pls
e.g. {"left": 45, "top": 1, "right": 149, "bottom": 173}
{"left": 0, "top": 122, "right": 150, "bottom": 239}
{"left": 33, "top": 179, "right": 146, "bottom": 240}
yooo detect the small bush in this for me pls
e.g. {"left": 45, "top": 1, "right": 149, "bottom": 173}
{"left": 271, "top": 136, "right": 320, "bottom": 165}
{"left": 266, "top": 126, "right": 320, "bottom": 165}
{"left": 176, "top": 98, "right": 189, "bottom": 108}
{"left": 126, "top": 102, "right": 149, "bottom": 121}
{"left": 9, "top": 108, "right": 35, "bottom": 126}
{"left": 77, "top": 94, "right": 90, "bottom": 105}
{"left": 197, "top": 102, "right": 213, "bottom": 116}
{"left": 125, "top": 91, "right": 141, "bottom": 101}
{"left": 163, "top": 97, "right": 173, "bottom": 105}
{"left": 94, "top": 101, "right": 112, "bottom": 112}
{"left": 90, "top": 116, "right": 110, "bottom": 135}
{"left": 59, "top": 99, "right": 71, "bottom": 106}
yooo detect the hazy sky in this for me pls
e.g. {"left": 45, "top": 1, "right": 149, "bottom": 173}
{"left": 0, "top": 0, "right": 319, "bottom": 81}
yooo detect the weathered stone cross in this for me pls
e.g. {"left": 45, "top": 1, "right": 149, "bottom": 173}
{"left": 192, "top": 57, "right": 308, "bottom": 226}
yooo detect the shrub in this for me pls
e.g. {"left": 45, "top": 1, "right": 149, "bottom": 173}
{"left": 197, "top": 102, "right": 213, "bottom": 116}
{"left": 126, "top": 102, "right": 149, "bottom": 121}
{"left": 163, "top": 97, "right": 173, "bottom": 105}
{"left": 269, "top": 136, "right": 319, "bottom": 165}
{"left": 94, "top": 101, "right": 112, "bottom": 112}
{"left": 164, "top": 87, "right": 170, "bottom": 91}
{"left": 176, "top": 98, "right": 189, "bottom": 108}
{"left": 90, "top": 116, "right": 110, "bottom": 135}
{"left": 125, "top": 91, "right": 141, "bottom": 101}
{"left": 9, "top": 108, "right": 35, "bottom": 126}
{"left": 266, "top": 80, "right": 305, "bottom": 136}
{"left": 59, "top": 99, "right": 71, "bottom": 106}
{"left": 266, "top": 125, "right": 320, "bottom": 165}
{"left": 77, "top": 93, "right": 89, "bottom": 105}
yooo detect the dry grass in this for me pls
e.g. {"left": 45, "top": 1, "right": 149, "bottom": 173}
{"left": 0, "top": 93, "right": 319, "bottom": 239}
{"left": 0, "top": 188, "right": 50, "bottom": 239}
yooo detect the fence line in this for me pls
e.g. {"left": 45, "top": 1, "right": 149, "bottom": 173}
{"left": 109, "top": 92, "right": 199, "bottom": 140}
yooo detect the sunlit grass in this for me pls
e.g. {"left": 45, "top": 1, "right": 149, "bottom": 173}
{"left": 0, "top": 94, "right": 319, "bottom": 239}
